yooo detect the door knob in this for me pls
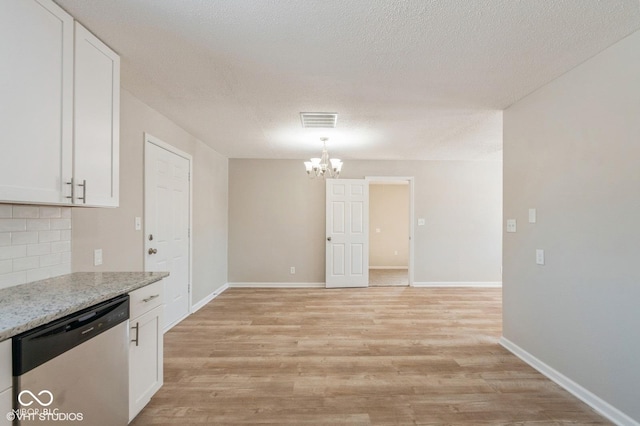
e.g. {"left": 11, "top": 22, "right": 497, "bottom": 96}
{"left": 148, "top": 248, "right": 157, "bottom": 255}
{"left": 327, "top": 237, "right": 332, "bottom": 242}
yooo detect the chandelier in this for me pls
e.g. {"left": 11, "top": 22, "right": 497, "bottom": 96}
{"left": 304, "top": 137, "right": 343, "bottom": 179}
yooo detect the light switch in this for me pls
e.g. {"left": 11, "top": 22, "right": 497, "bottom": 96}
{"left": 536, "top": 249, "right": 545, "bottom": 265}
{"left": 417, "top": 218, "right": 426, "bottom": 226}
{"left": 94, "top": 249, "right": 103, "bottom": 266}
{"left": 135, "top": 217, "right": 142, "bottom": 231}
{"left": 506, "top": 219, "right": 517, "bottom": 233}
{"left": 528, "top": 209, "right": 537, "bottom": 224}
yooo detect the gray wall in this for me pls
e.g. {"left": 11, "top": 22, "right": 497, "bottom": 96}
{"left": 72, "top": 89, "right": 228, "bottom": 304}
{"left": 228, "top": 159, "right": 502, "bottom": 283}
{"left": 369, "top": 184, "right": 409, "bottom": 268}
{"left": 503, "top": 30, "right": 640, "bottom": 422}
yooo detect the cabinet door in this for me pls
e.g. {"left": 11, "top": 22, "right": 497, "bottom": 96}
{"left": 0, "top": 339, "right": 11, "bottom": 426}
{"left": 129, "top": 305, "right": 164, "bottom": 422}
{"left": 73, "top": 22, "right": 120, "bottom": 207}
{"left": 0, "top": 0, "right": 73, "bottom": 205}
{"left": 0, "top": 388, "right": 12, "bottom": 426}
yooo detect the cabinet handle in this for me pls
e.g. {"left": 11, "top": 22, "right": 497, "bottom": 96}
{"left": 131, "top": 322, "right": 139, "bottom": 346}
{"left": 65, "top": 178, "right": 74, "bottom": 200}
{"left": 143, "top": 294, "right": 160, "bottom": 303}
{"left": 77, "top": 179, "right": 87, "bottom": 204}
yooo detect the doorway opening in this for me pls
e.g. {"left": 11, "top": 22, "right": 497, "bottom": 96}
{"left": 366, "top": 177, "right": 414, "bottom": 287}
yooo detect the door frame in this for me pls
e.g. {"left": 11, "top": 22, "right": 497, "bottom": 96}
{"left": 365, "top": 176, "right": 415, "bottom": 286}
{"left": 144, "top": 133, "right": 193, "bottom": 325}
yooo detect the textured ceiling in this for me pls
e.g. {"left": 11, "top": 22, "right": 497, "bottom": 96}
{"left": 55, "top": 0, "right": 640, "bottom": 161}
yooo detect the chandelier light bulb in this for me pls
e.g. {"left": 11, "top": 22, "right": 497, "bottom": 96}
{"left": 303, "top": 138, "right": 342, "bottom": 179}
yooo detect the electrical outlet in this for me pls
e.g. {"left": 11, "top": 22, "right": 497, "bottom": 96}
{"left": 94, "top": 249, "right": 103, "bottom": 266}
{"left": 506, "top": 219, "right": 517, "bottom": 233}
{"left": 290, "top": 267, "right": 295, "bottom": 274}
{"left": 528, "top": 209, "right": 537, "bottom": 224}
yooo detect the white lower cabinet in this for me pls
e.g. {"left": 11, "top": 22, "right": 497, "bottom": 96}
{"left": 0, "top": 339, "right": 12, "bottom": 426}
{"left": 129, "top": 282, "right": 164, "bottom": 423}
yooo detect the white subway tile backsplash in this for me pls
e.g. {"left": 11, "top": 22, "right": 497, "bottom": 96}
{"left": 61, "top": 251, "right": 71, "bottom": 264}
{"left": 0, "top": 203, "right": 72, "bottom": 287}
{"left": 39, "top": 230, "right": 61, "bottom": 243}
{"left": 13, "top": 205, "right": 40, "bottom": 218}
{"left": 0, "top": 245, "right": 27, "bottom": 260}
{"left": 39, "top": 207, "right": 62, "bottom": 218}
{"left": 0, "top": 219, "right": 26, "bottom": 232}
{"left": 27, "top": 243, "right": 51, "bottom": 257}
{"left": 0, "top": 260, "right": 12, "bottom": 274}
{"left": 12, "top": 256, "right": 39, "bottom": 272}
{"left": 27, "top": 268, "right": 50, "bottom": 283}
{"left": 39, "top": 253, "right": 62, "bottom": 267}
{"left": 0, "top": 271, "right": 27, "bottom": 289}
{"left": 50, "top": 262, "right": 71, "bottom": 277}
{"left": 11, "top": 231, "right": 39, "bottom": 245}
{"left": 51, "top": 219, "right": 71, "bottom": 230}
{"left": 51, "top": 241, "right": 71, "bottom": 254}
{"left": 0, "top": 205, "right": 12, "bottom": 219}
{"left": 26, "top": 219, "right": 50, "bottom": 231}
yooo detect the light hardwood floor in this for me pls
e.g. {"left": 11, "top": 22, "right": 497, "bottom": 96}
{"left": 131, "top": 287, "right": 610, "bottom": 425}
{"left": 369, "top": 269, "right": 409, "bottom": 287}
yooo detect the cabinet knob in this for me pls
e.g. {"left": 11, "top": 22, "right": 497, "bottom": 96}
{"left": 148, "top": 248, "right": 157, "bottom": 255}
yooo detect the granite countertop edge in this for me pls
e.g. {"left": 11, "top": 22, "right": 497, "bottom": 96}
{"left": 0, "top": 271, "right": 169, "bottom": 341}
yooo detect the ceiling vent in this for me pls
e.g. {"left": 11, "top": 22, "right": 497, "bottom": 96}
{"left": 300, "top": 112, "right": 338, "bottom": 128}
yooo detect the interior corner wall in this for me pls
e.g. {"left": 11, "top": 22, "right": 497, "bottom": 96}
{"left": 369, "top": 184, "right": 409, "bottom": 268}
{"left": 503, "top": 30, "right": 640, "bottom": 422}
{"left": 72, "top": 88, "right": 228, "bottom": 305}
{"left": 228, "top": 159, "right": 502, "bottom": 284}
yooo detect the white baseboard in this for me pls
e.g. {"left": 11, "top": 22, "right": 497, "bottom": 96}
{"left": 500, "top": 337, "right": 639, "bottom": 426}
{"left": 191, "top": 283, "right": 229, "bottom": 312}
{"left": 370, "top": 266, "right": 409, "bottom": 270}
{"left": 412, "top": 281, "right": 502, "bottom": 288}
{"left": 229, "top": 282, "right": 325, "bottom": 288}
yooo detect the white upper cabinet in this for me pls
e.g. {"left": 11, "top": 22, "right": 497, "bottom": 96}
{"left": 0, "top": 0, "right": 74, "bottom": 205}
{"left": 73, "top": 23, "right": 120, "bottom": 207}
{"left": 0, "top": 0, "right": 120, "bottom": 208}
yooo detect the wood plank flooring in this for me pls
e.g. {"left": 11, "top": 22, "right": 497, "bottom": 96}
{"left": 368, "top": 269, "right": 409, "bottom": 287}
{"left": 131, "top": 287, "right": 610, "bottom": 425}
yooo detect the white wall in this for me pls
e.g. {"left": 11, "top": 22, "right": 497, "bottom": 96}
{"left": 228, "top": 159, "right": 502, "bottom": 284}
{"left": 72, "top": 89, "right": 228, "bottom": 304}
{"left": 503, "top": 30, "right": 640, "bottom": 423}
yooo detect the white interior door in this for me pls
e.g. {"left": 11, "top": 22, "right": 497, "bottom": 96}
{"left": 326, "top": 179, "right": 369, "bottom": 288}
{"left": 145, "top": 136, "right": 191, "bottom": 331}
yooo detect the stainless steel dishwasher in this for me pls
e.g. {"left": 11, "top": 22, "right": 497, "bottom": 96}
{"left": 12, "top": 294, "right": 129, "bottom": 426}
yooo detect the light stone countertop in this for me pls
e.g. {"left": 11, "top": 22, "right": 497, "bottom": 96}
{"left": 0, "top": 271, "right": 169, "bottom": 341}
